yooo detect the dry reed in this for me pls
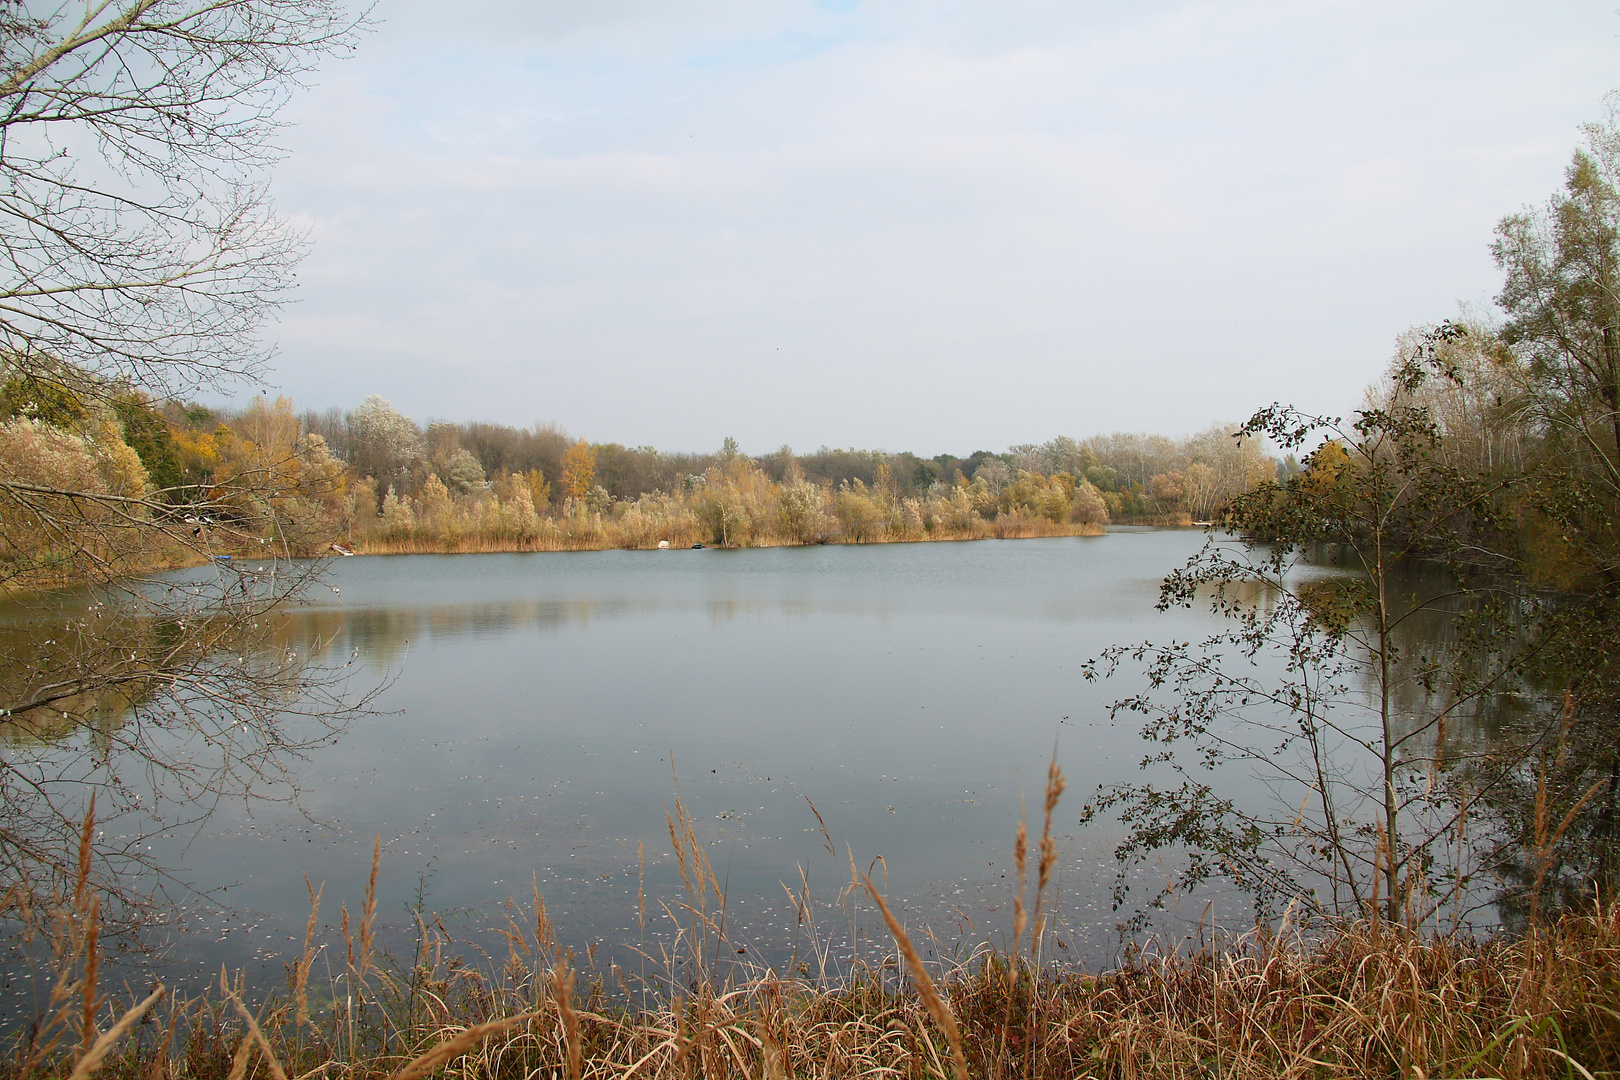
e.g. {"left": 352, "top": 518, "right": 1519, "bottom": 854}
{"left": 860, "top": 874, "right": 970, "bottom": 1080}
{"left": 9, "top": 798, "right": 1620, "bottom": 1080}
{"left": 13, "top": 896, "right": 1620, "bottom": 1080}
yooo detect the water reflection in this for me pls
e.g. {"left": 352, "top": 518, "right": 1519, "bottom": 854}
{"left": 5, "top": 530, "right": 1539, "bottom": 1008}
{"left": 52, "top": 536, "right": 1199, "bottom": 986}
{"left": 1282, "top": 546, "right": 1573, "bottom": 925}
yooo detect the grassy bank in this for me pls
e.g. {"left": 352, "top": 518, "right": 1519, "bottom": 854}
{"left": 13, "top": 901, "right": 1620, "bottom": 1080}
{"left": 10, "top": 802, "right": 1620, "bottom": 1080}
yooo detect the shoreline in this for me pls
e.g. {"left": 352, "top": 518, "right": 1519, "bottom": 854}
{"left": 4, "top": 521, "right": 1209, "bottom": 596}
{"left": 341, "top": 520, "right": 1125, "bottom": 557}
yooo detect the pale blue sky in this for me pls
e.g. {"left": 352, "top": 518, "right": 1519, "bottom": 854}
{"left": 265, "top": 1, "right": 1619, "bottom": 455}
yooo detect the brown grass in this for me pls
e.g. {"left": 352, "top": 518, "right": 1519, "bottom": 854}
{"left": 8, "top": 807, "right": 1620, "bottom": 1080}
{"left": 860, "top": 874, "right": 968, "bottom": 1080}
{"left": 15, "top": 903, "right": 1620, "bottom": 1080}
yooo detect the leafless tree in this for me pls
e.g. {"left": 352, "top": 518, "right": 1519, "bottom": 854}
{"left": 0, "top": 0, "right": 363, "bottom": 396}
{"left": 0, "top": 0, "right": 372, "bottom": 933}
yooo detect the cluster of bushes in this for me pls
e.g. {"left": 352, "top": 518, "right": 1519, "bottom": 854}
{"left": 294, "top": 398, "right": 1280, "bottom": 551}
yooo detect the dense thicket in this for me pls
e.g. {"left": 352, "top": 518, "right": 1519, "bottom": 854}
{"left": 6, "top": 370, "right": 1286, "bottom": 566}
{"left": 271, "top": 400, "right": 1279, "bottom": 549}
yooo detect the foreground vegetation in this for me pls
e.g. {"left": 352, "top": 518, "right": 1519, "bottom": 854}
{"left": 10, "top": 800, "right": 1620, "bottom": 1080}
{"left": 18, "top": 914, "right": 1620, "bottom": 1080}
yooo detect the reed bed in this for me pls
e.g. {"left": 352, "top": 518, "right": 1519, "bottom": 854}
{"left": 14, "top": 895, "right": 1620, "bottom": 1079}
{"left": 350, "top": 513, "right": 1100, "bottom": 556}
{"left": 8, "top": 788, "right": 1620, "bottom": 1080}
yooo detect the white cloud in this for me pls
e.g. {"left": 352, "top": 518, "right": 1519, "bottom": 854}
{"left": 263, "top": 0, "right": 1620, "bottom": 453}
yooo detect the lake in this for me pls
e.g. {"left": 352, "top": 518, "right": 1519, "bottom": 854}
{"left": 3, "top": 529, "right": 1335, "bottom": 1003}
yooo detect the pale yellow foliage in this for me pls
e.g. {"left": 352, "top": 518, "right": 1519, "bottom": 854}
{"left": 347, "top": 446, "right": 1108, "bottom": 553}
{"left": 0, "top": 417, "right": 106, "bottom": 494}
{"left": 560, "top": 441, "right": 596, "bottom": 501}
{"left": 88, "top": 418, "right": 149, "bottom": 497}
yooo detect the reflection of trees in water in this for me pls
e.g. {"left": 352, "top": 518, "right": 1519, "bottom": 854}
{"left": 1388, "top": 590, "right": 1620, "bottom": 927}
{"left": 1086, "top": 399, "right": 1612, "bottom": 936}
{"left": 0, "top": 629, "right": 132, "bottom": 747}
{"left": 1294, "top": 547, "right": 1532, "bottom": 754}
{"left": 1376, "top": 561, "right": 1530, "bottom": 752}
{"left": 278, "top": 598, "right": 660, "bottom": 669}
{"left": 32, "top": 588, "right": 819, "bottom": 750}
{"left": 0, "top": 570, "right": 381, "bottom": 938}
{"left": 273, "top": 594, "right": 851, "bottom": 669}
{"left": 1475, "top": 638, "right": 1620, "bottom": 928}
{"left": 1322, "top": 551, "right": 1617, "bottom": 924}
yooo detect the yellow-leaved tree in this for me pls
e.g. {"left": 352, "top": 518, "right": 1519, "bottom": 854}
{"left": 561, "top": 440, "right": 598, "bottom": 502}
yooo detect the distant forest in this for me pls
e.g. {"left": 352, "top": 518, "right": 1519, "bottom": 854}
{"left": 0, "top": 372, "right": 1283, "bottom": 561}
{"left": 231, "top": 396, "right": 1277, "bottom": 549}
{"left": 292, "top": 399, "right": 1280, "bottom": 525}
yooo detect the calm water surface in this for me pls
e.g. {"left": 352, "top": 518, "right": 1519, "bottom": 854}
{"left": 13, "top": 529, "right": 1277, "bottom": 995}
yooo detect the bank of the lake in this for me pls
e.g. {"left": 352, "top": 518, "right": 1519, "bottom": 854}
{"left": 19, "top": 900, "right": 1620, "bottom": 1080}
{"left": 346, "top": 516, "right": 1110, "bottom": 555}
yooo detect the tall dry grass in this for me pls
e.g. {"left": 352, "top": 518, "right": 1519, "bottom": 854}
{"left": 8, "top": 780, "right": 1620, "bottom": 1080}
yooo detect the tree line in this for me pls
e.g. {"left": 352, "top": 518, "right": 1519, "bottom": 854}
{"left": 2, "top": 376, "right": 1286, "bottom": 562}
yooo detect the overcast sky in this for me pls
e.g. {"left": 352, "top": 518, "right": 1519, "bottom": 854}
{"left": 263, "top": 1, "right": 1619, "bottom": 456}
